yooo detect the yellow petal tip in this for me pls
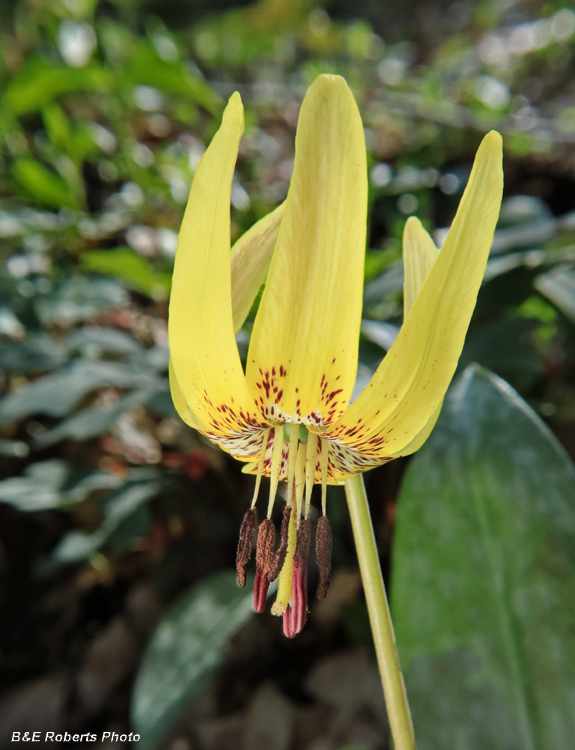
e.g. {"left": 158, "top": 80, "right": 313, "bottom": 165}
{"left": 481, "top": 130, "right": 503, "bottom": 154}
{"left": 404, "top": 215, "right": 422, "bottom": 230}
{"left": 312, "top": 73, "right": 351, "bottom": 95}
{"left": 223, "top": 91, "right": 244, "bottom": 128}
{"left": 228, "top": 90, "right": 242, "bottom": 107}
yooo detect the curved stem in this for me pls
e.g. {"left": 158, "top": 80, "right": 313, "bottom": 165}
{"left": 344, "top": 473, "right": 416, "bottom": 750}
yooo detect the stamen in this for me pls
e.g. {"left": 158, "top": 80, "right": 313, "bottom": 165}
{"left": 294, "top": 442, "right": 307, "bottom": 528}
{"left": 250, "top": 428, "right": 270, "bottom": 509}
{"left": 304, "top": 432, "right": 319, "bottom": 519}
{"left": 271, "top": 497, "right": 297, "bottom": 616}
{"left": 320, "top": 437, "right": 329, "bottom": 516}
{"left": 286, "top": 424, "right": 300, "bottom": 507}
{"left": 315, "top": 515, "right": 332, "bottom": 599}
{"left": 253, "top": 519, "right": 275, "bottom": 613}
{"left": 268, "top": 504, "right": 291, "bottom": 582}
{"left": 284, "top": 518, "right": 311, "bottom": 636}
{"left": 235, "top": 508, "right": 257, "bottom": 588}
{"left": 266, "top": 426, "right": 285, "bottom": 518}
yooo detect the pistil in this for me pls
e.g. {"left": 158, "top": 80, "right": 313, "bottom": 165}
{"left": 271, "top": 495, "right": 297, "bottom": 615}
{"left": 283, "top": 517, "right": 311, "bottom": 637}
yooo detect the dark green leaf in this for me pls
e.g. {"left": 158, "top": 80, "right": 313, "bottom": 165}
{"left": 0, "top": 460, "right": 121, "bottom": 511}
{"left": 0, "top": 334, "right": 67, "bottom": 373}
{"left": 391, "top": 366, "right": 575, "bottom": 750}
{"left": 35, "top": 277, "right": 128, "bottom": 327}
{"left": 459, "top": 318, "right": 543, "bottom": 392}
{"left": 0, "top": 361, "right": 155, "bottom": 424}
{"left": 65, "top": 326, "right": 146, "bottom": 362}
{"left": 535, "top": 265, "right": 575, "bottom": 323}
{"left": 34, "top": 382, "right": 165, "bottom": 447}
{"left": 362, "top": 264, "right": 403, "bottom": 309}
{"left": 131, "top": 572, "right": 254, "bottom": 750}
{"left": 53, "top": 479, "right": 162, "bottom": 562}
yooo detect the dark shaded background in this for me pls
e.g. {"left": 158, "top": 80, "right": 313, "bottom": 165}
{"left": 1, "top": 0, "right": 575, "bottom": 748}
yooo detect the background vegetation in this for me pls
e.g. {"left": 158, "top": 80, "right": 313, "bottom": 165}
{"left": 0, "top": 0, "right": 574, "bottom": 748}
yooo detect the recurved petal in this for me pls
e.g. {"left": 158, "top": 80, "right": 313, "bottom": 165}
{"left": 246, "top": 74, "right": 368, "bottom": 427}
{"left": 168, "top": 93, "right": 266, "bottom": 449}
{"left": 231, "top": 202, "right": 284, "bottom": 334}
{"left": 394, "top": 216, "right": 442, "bottom": 455}
{"left": 389, "top": 401, "right": 441, "bottom": 457}
{"left": 169, "top": 358, "right": 203, "bottom": 430}
{"left": 403, "top": 217, "right": 438, "bottom": 315}
{"left": 324, "top": 131, "right": 503, "bottom": 461}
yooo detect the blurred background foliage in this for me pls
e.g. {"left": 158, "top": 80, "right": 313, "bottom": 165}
{"left": 0, "top": 0, "right": 575, "bottom": 748}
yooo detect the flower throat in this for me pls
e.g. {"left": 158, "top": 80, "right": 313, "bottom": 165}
{"left": 235, "top": 424, "right": 332, "bottom": 638}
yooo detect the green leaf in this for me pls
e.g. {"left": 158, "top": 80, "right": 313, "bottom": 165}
{"left": 459, "top": 318, "right": 543, "bottom": 393}
{"left": 12, "top": 158, "right": 81, "bottom": 210}
{"left": 0, "top": 334, "right": 67, "bottom": 374}
{"left": 80, "top": 247, "right": 171, "bottom": 299}
{"left": 0, "top": 361, "right": 155, "bottom": 424}
{"left": 34, "top": 382, "right": 164, "bottom": 447}
{"left": 65, "top": 326, "right": 146, "bottom": 362}
{"left": 0, "top": 460, "right": 122, "bottom": 511}
{"left": 0, "top": 439, "right": 29, "bottom": 458}
{"left": 391, "top": 365, "right": 575, "bottom": 750}
{"left": 42, "top": 103, "right": 72, "bottom": 151}
{"left": 52, "top": 479, "right": 161, "bottom": 563}
{"left": 131, "top": 571, "right": 254, "bottom": 750}
{"left": 2, "top": 59, "right": 113, "bottom": 115}
{"left": 535, "top": 265, "right": 575, "bottom": 324}
{"left": 35, "top": 276, "right": 128, "bottom": 327}
{"left": 123, "top": 42, "right": 222, "bottom": 115}
{"left": 362, "top": 263, "right": 404, "bottom": 309}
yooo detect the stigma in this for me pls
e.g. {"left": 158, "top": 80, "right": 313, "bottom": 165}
{"left": 235, "top": 424, "right": 332, "bottom": 638}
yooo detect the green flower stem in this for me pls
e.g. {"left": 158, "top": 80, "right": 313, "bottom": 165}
{"left": 344, "top": 473, "right": 416, "bottom": 750}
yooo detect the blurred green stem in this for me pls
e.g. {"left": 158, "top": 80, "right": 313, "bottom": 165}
{"left": 344, "top": 473, "right": 416, "bottom": 750}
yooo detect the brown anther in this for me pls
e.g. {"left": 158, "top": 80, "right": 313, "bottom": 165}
{"left": 254, "top": 519, "right": 275, "bottom": 613}
{"left": 316, "top": 515, "right": 332, "bottom": 599}
{"left": 235, "top": 508, "right": 257, "bottom": 588}
{"left": 268, "top": 505, "right": 291, "bottom": 582}
{"left": 289, "top": 518, "right": 311, "bottom": 636}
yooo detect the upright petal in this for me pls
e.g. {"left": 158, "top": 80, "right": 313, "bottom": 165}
{"left": 231, "top": 202, "right": 284, "bottom": 334}
{"left": 246, "top": 74, "right": 367, "bottom": 427}
{"left": 391, "top": 217, "right": 442, "bottom": 457}
{"left": 403, "top": 217, "right": 438, "bottom": 315}
{"left": 169, "top": 93, "right": 265, "bottom": 443}
{"left": 324, "top": 131, "right": 503, "bottom": 460}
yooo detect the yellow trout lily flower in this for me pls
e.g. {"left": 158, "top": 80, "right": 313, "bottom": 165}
{"left": 168, "top": 74, "right": 503, "bottom": 637}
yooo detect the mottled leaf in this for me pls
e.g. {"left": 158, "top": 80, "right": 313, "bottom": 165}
{"left": 392, "top": 365, "right": 575, "bottom": 750}
{"left": 131, "top": 572, "right": 254, "bottom": 750}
